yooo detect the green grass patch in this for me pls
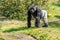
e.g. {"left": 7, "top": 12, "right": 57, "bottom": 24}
{"left": 1, "top": 23, "right": 60, "bottom": 40}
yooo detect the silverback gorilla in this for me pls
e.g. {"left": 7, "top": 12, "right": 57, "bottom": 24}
{"left": 27, "top": 4, "right": 48, "bottom": 28}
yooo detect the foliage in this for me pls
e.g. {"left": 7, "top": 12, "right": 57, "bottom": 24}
{"left": 0, "top": 0, "right": 59, "bottom": 20}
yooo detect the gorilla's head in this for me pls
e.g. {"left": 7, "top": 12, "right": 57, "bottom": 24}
{"left": 30, "top": 7, "right": 36, "bottom": 13}
{"left": 29, "top": 4, "right": 37, "bottom": 13}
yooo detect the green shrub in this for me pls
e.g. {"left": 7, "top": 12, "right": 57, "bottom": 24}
{"left": 0, "top": 0, "right": 59, "bottom": 20}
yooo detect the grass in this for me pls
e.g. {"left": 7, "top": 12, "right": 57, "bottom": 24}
{"left": 0, "top": 20, "right": 60, "bottom": 40}
{"left": 1, "top": 26, "right": 60, "bottom": 40}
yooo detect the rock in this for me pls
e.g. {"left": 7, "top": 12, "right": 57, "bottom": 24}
{"left": 3, "top": 33, "right": 36, "bottom": 40}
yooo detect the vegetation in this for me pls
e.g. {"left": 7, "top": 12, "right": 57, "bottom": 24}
{"left": 0, "top": 0, "right": 60, "bottom": 20}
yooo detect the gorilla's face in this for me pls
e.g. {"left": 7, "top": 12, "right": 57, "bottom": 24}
{"left": 30, "top": 7, "right": 36, "bottom": 13}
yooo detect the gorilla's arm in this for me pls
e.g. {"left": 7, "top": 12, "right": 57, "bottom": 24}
{"left": 35, "top": 8, "right": 41, "bottom": 27}
{"left": 27, "top": 11, "right": 32, "bottom": 28}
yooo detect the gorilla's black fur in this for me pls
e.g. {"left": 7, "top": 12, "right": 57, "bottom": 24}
{"left": 27, "top": 4, "right": 48, "bottom": 28}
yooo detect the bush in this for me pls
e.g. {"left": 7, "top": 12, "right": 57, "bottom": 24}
{"left": 0, "top": 0, "right": 58, "bottom": 20}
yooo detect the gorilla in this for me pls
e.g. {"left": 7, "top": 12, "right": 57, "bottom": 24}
{"left": 27, "top": 4, "right": 48, "bottom": 28}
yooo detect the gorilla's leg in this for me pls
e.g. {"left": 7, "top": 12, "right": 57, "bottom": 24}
{"left": 35, "top": 13, "right": 40, "bottom": 27}
{"left": 42, "top": 17, "right": 48, "bottom": 27}
{"left": 42, "top": 11, "right": 48, "bottom": 27}
{"left": 27, "top": 13, "right": 31, "bottom": 28}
